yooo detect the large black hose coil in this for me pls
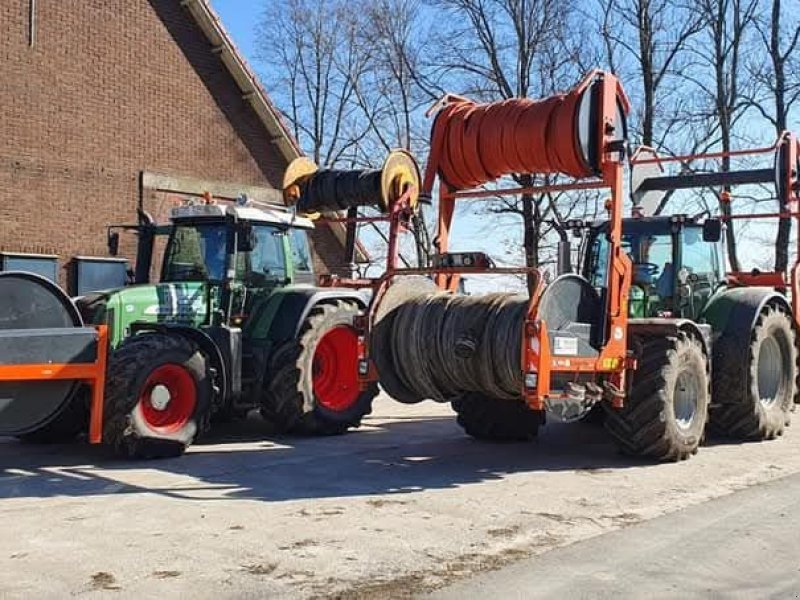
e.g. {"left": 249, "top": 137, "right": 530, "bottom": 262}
{"left": 371, "top": 277, "right": 528, "bottom": 403}
{"left": 296, "top": 168, "right": 383, "bottom": 213}
{"left": 283, "top": 150, "right": 422, "bottom": 216}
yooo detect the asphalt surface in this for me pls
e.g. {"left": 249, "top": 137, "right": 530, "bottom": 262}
{"left": 431, "top": 472, "right": 800, "bottom": 599}
{"left": 1, "top": 397, "right": 799, "bottom": 598}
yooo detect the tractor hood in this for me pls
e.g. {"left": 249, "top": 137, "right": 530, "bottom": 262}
{"left": 78, "top": 282, "right": 211, "bottom": 347}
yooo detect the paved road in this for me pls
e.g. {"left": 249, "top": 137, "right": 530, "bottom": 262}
{"left": 1, "top": 397, "right": 800, "bottom": 598}
{"left": 431, "top": 472, "right": 800, "bottom": 599}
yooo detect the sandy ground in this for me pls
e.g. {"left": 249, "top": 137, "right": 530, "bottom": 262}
{"left": 1, "top": 396, "right": 799, "bottom": 599}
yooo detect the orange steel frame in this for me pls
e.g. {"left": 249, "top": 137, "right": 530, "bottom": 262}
{"left": 316, "top": 187, "right": 419, "bottom": 290}
{"left": 0, "top": 326, "right": 109, "bottom": 444}
{"left": 355, "top": 72, "right": 634, "bottom": 411}
{"left": 630, "top": 131, "right": 800, "bottom": 326}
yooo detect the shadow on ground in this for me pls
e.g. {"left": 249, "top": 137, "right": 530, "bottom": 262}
{"left": 0, "top": 412, "right": 654, "bottom": 503}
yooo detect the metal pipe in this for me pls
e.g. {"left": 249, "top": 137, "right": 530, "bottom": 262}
{"left": 631, "top": 144, "right": 777, "bottom": 165}
{"left": 453, "top": 180, "right": 607, "bottom": 199}
{"left": 638, "top": 168, "right": 774, "bottom": 192}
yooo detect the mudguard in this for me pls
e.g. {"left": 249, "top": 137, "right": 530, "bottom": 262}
{"left": 245, "top": 287, "right": 368, "bottom": 346}
{"left": 702, "top": 287, "right": 791, "bottom": 338}
{"left": 628, "top": 318, "right": 712, "bottom": 356}
{"left": 129, "top": 322, "right": 229, "bottom": 401}
{"left": 700, "top": 286, "right": 792, "bottom": 404}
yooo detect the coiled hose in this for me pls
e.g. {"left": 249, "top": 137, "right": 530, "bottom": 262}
{"left": 284, "top": 150, "right": 421, "bottom": 215}
{"left": 428, "top": 73, "right": 626, "bottom": 190}
{"left": 296, "top": 168, "right": 384, "bottom": 213}
{"left": 372, "top": 278, "right": 528, "bottom": 403}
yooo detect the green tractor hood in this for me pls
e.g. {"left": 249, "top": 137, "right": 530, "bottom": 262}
{"left": 78, "top": 282, "right": 211, "bottom": 348}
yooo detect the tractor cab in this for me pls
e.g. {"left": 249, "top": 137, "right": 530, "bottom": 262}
{"left": 165, "top": 202, "right": 315, "bottom": 286}
{"left": 162, "top": 202, "right": 315, "bottom": 324}
{"left": 584, "top": 215, "right": 725, "bottom": 320}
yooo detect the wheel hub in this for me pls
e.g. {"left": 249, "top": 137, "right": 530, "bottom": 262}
{"left": 674, "top": 370, "right": 699, "bottom": 431}
{"left": 149, "top": 384, "right": 172, "bottom": 411}
{"left": 757, "top": 336, "right": 784, "bottom": 406}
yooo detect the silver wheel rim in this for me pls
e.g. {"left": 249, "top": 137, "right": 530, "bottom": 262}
{"left": 674, "top": 370, "right": 699, "bottom": 430}
{"left": 757, "top": 336, "right": 784, "bottom": 407}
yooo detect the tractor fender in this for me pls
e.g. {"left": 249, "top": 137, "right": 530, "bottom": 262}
{"left": 628, "top": 318, "right": 712, "bottom": 357}
{"left": 129, "top": 322, "right": 228, "bottom": 402}
{"left": 700, "top": 286, "right": 792, "bottom": 405}
{"left": 701, "top": 286, "right": 792, "bottom": 340}
{"left": 245, "top": 287, "right": 368, "bottom": 345}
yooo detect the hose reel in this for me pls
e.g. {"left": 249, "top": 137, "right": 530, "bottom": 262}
{"left": 428, "top": 72, "right": 628, "bottom": 190}
{"left": 371, "top": 277, "right": 528, "bottom": 403}
{"left": 283, "top": 149, "right": 421, "bottom": 216}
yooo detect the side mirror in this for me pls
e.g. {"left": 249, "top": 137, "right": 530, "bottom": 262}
{"left": 237, "top": 224, "right": 256, "bottom": 252}
{"left": 702, "top": 218, "right": 722, "bottom": 242}
{"left": 107, "top": 230, "right": 120, "bottom": 256}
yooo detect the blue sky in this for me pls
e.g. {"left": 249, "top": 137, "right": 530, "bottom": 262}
{"left": 207, "top": 0, "right": 524, "bottom": 289}
{"left": 206, "top": 0, "right": 782, "bottom": 278}
{"left": 209, "top": 1, "right": 259, "bottom": 63}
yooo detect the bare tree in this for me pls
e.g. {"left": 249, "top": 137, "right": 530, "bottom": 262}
{"left": 747, "top": 0, "right": 800, "bottom": 271}
{"left": 603, "top": 0, "right": 704, "bottom": 147}
{"left": 423, "top": 0, "right": 588, "bottom": 289}
{"left": 683, "top": 0, "right": 759, "bottom": 271}
{"left": 256, "top": 0, "right": 372, "bottom": 166}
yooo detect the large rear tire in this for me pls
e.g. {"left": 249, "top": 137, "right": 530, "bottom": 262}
{"left": 452, "top": 394, "right": 544, "bottom": 441}
{"left": 261, "top": 302, "right": 378, "bottom": 435}
{"left": 710, "top": 305, "right": 796, "bottom": 440}
{"left": 605, "top": 332, "right": 709, "bottom": 461}
{"left": 103, "top": 334, "right": 213, "bottom": 459}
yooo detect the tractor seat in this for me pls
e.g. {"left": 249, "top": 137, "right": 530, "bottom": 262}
{"left": 536, "top": 274, "right": 602, "bottom": 357}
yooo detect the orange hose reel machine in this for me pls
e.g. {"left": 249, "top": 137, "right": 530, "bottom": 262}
{"left": 421, "top": 70, "right": 634, "bottom": 407}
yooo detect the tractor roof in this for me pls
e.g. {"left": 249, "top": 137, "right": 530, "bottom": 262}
{"left": 170, "top": 202, "right": 314, "bottom": 229}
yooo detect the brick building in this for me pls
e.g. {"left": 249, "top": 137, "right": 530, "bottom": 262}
{"left": 0, "top": 0, "right": 350, "bottom": 286}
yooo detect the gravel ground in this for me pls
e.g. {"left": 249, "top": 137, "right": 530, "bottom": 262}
{"left": 1, "top": 396, "right": 798, "bottom": 599}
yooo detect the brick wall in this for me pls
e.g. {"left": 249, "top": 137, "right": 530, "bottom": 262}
{"left": 0, "top": 0, "right": 344, "bottom": 282}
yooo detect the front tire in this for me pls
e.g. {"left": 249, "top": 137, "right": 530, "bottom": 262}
{"left": 262, "top": 302, "right": 378, "bottom": 435}
{"left": 103, "top": 334, "right": 213, "bottom": 459}
{"left": 452, "top": 394, "right": 544, "bottom": 441}
{"left": 710, "top": 305, "right": 796, "bottom": 440}
{"left": 605, "top": 332, "right": 709, "bottom": 461}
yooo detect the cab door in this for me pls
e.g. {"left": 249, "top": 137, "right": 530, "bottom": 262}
{"left": 677, "top": 225, "right": 723, "bottom": 320}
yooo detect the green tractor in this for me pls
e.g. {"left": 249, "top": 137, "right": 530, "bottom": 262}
{"left": 73, "top": 199, "right": 378, "bottom": 458}
{"left": 549, "top": 136, "right": 800, "bottom": 459}
{"left": 576, "top": 212, "right": 796, "bottom": 457}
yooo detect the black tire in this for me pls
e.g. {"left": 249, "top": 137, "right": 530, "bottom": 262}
{"left": 452, "top": 394, "right": 544, "bottom": 441}
{"left": 103, "top": 334, "right": 213, "bottom": 459}
{"left": 605, "top": 332, "right": 709, "bottom": 461}
{"left": 710, "top": 305, "right": 796, "bottom": 440}
{"left": 17, "top": 388, "right": 89, "bottom": 444}
{"left": 579, "top": 402, "right": 606, "bottom": 425}
{"left": 261, "top": 302, "right": 378, "bottom": 435}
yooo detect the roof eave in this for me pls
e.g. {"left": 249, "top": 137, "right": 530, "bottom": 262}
{"left": 180, "top": 0, "right": 302, "bottom": 164}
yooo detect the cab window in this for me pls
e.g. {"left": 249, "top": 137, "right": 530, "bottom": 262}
{"left": 290, "top": 229, "right": 313, "bottom": 274}
{"left": 237, "top": 225, "right": 287, "bottom": 284}
{"left": 588, "top": 232, "right": 609, "bottom": 289}
{"left": 681, "top": 227, "right": 718, "bottom": 278}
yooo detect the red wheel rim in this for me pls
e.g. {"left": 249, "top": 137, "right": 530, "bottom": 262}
{"left": 138, "top": 364, "right": 197, "bottom": 433}
{"left": 313, "top": 326, "right": 360, "bottom": 412}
